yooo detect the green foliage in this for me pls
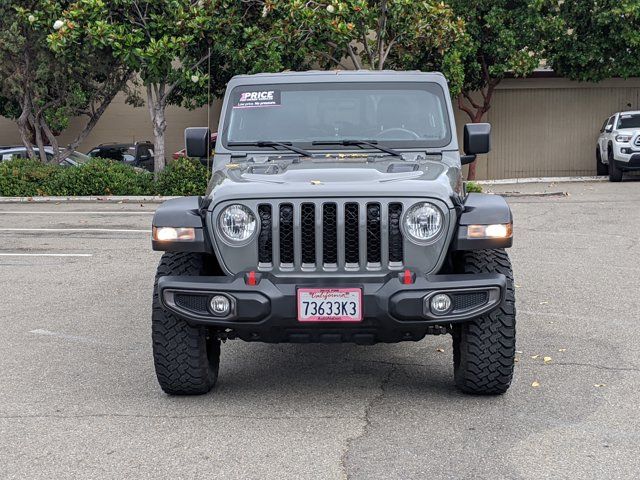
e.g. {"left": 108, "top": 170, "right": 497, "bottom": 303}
{"left": 450, "top": 0, "right": 547, "bottom": 93}
{"left": 465, "top": 181, "right": 483, "bottom": 194}
{"left": 544, "top": 0, "right": 640, "bottom": 82}
{"left": 155, "top": 158, "right": 209, "bottom": 196}
{"left": 0, "top": 158, "right": 210, "bottom": 197}
{"left": 0, "top": 159, "right": 57, "bottom": 196}
{"left": 42, "top": 159, "right": 155, "bottom": 196}
{"left": 277, "top": 0, "right": 467, "bottom": 92}
{"left": 0, "top": 1, "right": 130, "bottom": 160}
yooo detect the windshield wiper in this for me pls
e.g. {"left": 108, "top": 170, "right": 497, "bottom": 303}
{"left": 228, "top": 141, "right": 313, "bottom": 157}
{"left": 311, "top": 139, "right": 402, "bottom": 157}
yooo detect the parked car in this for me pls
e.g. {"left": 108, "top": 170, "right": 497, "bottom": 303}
{"left": 596, "top": 111, "right": 640, "bottom": 181}
{"left": 87, "top": 141, "right": 155, "bottom": 171}
{"left": 150, "top": 70, "right": 516, "bottom": 397}
{"left": 172, "top": 132, "right": 217, "bottom": 162}
{"left": 0, "top": 146, "right": 90, "bottom": 166}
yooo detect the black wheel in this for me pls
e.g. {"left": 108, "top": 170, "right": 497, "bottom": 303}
{"left": 596, "top": 148, "right": 608, "bottom": 176}
{"left": 152, "top": 252, "right": 220, "bottom": 395}
{"left": 452, "top": 249, "right": 516, "bottom": 395}
{"left": 608, "top": 148, "right": 623, "bottom": 182}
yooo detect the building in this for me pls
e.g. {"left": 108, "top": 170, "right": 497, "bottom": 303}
{"left": 2, "top": 76, "right": 639, "bottom": 179}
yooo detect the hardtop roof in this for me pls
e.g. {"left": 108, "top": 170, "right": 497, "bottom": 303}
{"left": 228, "top": 70, "right": 447, "bottom": 85}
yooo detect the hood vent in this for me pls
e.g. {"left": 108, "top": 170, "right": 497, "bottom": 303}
{"left": 387, "top": 163, "right": 419, "bottom": 173}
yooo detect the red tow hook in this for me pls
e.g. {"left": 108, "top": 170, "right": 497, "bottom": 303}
{"left": 402, "top": 269, "right": 414, "bottom": 285}
{"left": 246, "top": 271, "right": 258, "bottom": 286}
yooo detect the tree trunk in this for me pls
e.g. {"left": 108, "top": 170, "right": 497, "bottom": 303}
{"left": 457, "top": 82, "right": 498, "bottom": 181}
{"left": 54, "top": 72, "right": 131, "bottom": 163}
{"left": 29, "top": 113, "right": 48, "bottom": 163}
{"left": 147, "top": 83, "right": 167, "bottom": 176}
{"left": 17, "top": 93, "right": 36, "bottom": 159}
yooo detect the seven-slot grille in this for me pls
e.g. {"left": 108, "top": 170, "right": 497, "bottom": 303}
{"left": 257, "top": 200, "right": 404, "bottom": 272}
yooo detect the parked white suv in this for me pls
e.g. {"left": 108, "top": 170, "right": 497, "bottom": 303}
{"left": 596, "top": 111, "right": 640, "bottom": 182}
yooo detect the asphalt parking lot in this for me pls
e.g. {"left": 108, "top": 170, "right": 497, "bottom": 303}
{"left": 1, "top": 181, "right": 639, "bottom": 480}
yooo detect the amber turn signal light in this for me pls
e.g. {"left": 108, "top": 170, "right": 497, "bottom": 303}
{"left": 152, "top": 226, "right": 196, "bottom": 241}
{"left": 467, "top": 223, "right": 513, "bottom": 239}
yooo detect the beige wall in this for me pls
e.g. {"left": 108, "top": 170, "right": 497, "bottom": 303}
{"left": 0, "top": 93, "right": 221, "bottom": 159}
{"left": 457, "top": 77, "right": 640, "bottom": 179}
{"left": 3, "top": 77, "right": 640, "bottom": 178}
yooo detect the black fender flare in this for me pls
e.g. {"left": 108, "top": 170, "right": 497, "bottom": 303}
{"left": 453, "top": 193, "right": 513, "bottom": 250}
{"left": 152, "top": 196, "right": 213, "bottom": 253}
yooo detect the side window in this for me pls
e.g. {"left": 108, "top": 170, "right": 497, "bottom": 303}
{"left": 606, "top": 116, "right": 615, "bottom": 130}
{"left": 600, "top": 119, "right": 608, "bottom": 133}
{"left": 138, "top": 145, "right": 152, "bottom": 159}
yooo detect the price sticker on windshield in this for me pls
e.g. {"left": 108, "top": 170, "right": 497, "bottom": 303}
{"left": 233, "top": 90, "right": 281, "bottom": 109}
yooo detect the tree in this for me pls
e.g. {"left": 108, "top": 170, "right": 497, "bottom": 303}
{"left": 0, "top": 1, "right": 132, "bottom": 163}
{"left": 54, "top": 0, "right": 294, "bottom": 174}
{"left": 543, "top": 0, "right": 640, "bottom": 82}
{"left": 450, "top": 0, "right": 547, "bottom": 179}
{"left": 272, "top": 0, "right": 466, "bottom": 93}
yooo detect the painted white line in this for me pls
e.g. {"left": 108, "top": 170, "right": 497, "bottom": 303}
{"left": 0, "top": 228, "right": 149, "bottom": 233}
{"left": 30, "top": 329, "right": 98, "bottom": 344}
{"left": 0, "top": 211, "right": 154, "bottom": 215}
{"left": 0, "top": 196, "right": 177, "bottom": 203}
{"left": 0, "top": 253, "right": 93, "bottom": 257}
{"left": 477, "top": 176, "right": 608, "bottom": 185}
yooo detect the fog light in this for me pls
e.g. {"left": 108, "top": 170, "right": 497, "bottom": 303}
{"left": 209, "top": 295, "right": 231, "bottom": 316}
{"left": 430, "top": 294, "right": 452, "bottom": 315}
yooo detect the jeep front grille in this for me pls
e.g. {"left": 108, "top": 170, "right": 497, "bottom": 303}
{"left": 257, "top": 200, "right": 404, "bottom": 272}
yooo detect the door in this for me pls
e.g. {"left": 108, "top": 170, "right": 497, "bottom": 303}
{"left": 137, "top": 144, "right": 154, "bottom": 172}
{"left": 601, "top": 115, "right": 615, "bottom": 158}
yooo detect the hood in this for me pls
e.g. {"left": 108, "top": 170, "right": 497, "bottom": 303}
{"left": 207, "top": 154, "right": 458, "bottom": 208}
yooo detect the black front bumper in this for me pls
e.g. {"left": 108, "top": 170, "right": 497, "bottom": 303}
{"left": 616, "top": 154, "right": 640, "bottom": 171}
{"left": 158, "top": 272, "right": 506, "bottom": 344}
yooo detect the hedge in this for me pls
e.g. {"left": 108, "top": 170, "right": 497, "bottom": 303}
{"left": 0, "top": 157, "right": 209, "bottom": 197}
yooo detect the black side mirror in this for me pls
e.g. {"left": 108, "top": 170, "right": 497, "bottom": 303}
{"left": 464, "top": 123, "right": 491, "bottom": 155}
{"left": 185, "top": 127, "right": 211, "bottom": 158}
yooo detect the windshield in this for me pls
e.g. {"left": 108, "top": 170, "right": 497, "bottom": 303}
{"left": 223, "top": 82, "right": 451, "bottom": 151}
{"left": 617, "top": 114, "right": 640, "bottom": 129}
{"left": 67, "top": 151, "right": 90, "bottom": 164}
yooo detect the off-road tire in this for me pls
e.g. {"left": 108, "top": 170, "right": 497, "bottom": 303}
{"left": 596, "top": 148, "right": 608, "bottom": 176}
{"left": 152, "top": 252, "right": 220, "bottom": 395}
{"left": 608, "top": 148, "right": 623, "bottom": 182}
{"left": 452, "top": 249, "right": 516, "bottom": 395}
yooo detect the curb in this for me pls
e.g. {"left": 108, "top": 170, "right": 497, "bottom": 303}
{"left": 0, "top": 195, "right": 177, "bottom": 204}
{"left": 499, "top": 191, "right": 568, "bottom": 198}
{"left": 476, "top": 176, "right": 608, "bottom": 185}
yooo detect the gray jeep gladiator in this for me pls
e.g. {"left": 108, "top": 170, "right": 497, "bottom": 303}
{"left": 151, "top": 71, "right": 515, "bottom": 396}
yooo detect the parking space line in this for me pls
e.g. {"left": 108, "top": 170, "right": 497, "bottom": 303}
{"left": 30, "top": 329, "right": 98, "bottom": 344}
{"left": 0, "top": 228, "right": 149, "bottom": 233}
{"left": 0, "top": 211, "right": 154, "bottom": 215}
{"left": 0, "top": 253, "right": 93, "bottom": 257}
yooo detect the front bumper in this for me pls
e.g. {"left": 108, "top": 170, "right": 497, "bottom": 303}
{"left": 613, "top": 144, "right": 640, "bottom": 169}
{"left": 158, "top": 272, "right": 506, "bottom": 344}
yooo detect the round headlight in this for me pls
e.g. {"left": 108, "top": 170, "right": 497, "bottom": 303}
{"left": 404, "top": 202, "right": 443, "bottom": 243}
{"left": 219, "top": 204, "right": 257, "bottom": 243}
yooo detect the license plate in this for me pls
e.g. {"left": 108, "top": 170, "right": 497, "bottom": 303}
{"left": 297, "top": 288, "right": 362, "bottom": 322}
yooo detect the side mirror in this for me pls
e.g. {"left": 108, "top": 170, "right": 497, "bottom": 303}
{"left": 464, "top": 123, "right": 491, "bottom": 155}
{"left": 605, "top": 125, "right": 613, "bottom": 133}
{"left": 185, "top": 127, "right": 211, "bottom": 158}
